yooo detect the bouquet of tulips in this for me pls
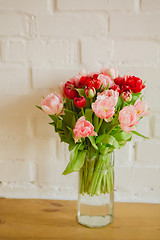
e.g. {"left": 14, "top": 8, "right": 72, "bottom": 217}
{"left": 36, "top": 67, "right": 149, "bottom": 196}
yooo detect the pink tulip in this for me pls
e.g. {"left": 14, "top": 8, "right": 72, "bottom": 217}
{"left": 41, "top": 93, "right": 63, "bottom": 115}
{"left": 73, "top": 116, "right": 97, "bottom": 143}
{"left": 92, "top": 90, "right": 119, "bottom": 122}
{"left": 97, "top": 74, "right": 114, "bottom": 88}
{"left": 134, "top": 99, "right": 149, "bottom": 118}
{"left": 119, "top": 106, "right": 139, "bottom": 132}
{"left": 92, "top": 97, "right": 115, "bottom": 122}
{"left": 101, "top": 67, "right": 118, "bottom": 79}
{"left": 97, "top": 89, "right": 119, "bottom": 105}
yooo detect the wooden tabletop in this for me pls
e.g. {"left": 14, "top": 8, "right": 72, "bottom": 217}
{"left": 0, "top": 199, "right": 159, "bottom": 240}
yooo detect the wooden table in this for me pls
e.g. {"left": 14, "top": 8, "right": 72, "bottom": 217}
{"left": 0, "top": 199, "right": 159, "bottom": 240}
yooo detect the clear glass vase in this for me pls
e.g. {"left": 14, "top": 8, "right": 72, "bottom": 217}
{"left": 78, "top": 153, "right": 114, "bottom": 228}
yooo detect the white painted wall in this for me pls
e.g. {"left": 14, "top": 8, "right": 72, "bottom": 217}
{"left": 0, "top": 0, "right": 160, "bottom": 203}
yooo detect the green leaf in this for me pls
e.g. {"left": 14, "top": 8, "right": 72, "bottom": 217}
{"left": 62, "top": 147, "right": 86, "bottom": 175}
{"left": 63, "top": 109, "right": 76, "bottom": 115}
{"left": 99, "top": 145, "right": 109, "bottom": 155}
{"left": 116, "top": 97, "right": 123, "bottom": 110}
{"left": 96, "top": 134, "right": 119, "bottom": 148}
{"left": 88, "top": 136, "right": 98, "bottom": 150}
{"left": 35, "top": 105, "right": 42, "bottom": 111}
{"left": 62, "top": 110, "right": 76, "bottom": 129}
{"left": 130, "top": 93, "right": 142, "bottom": 105}
{"left": 68, "top": 141, "right": 76, "bottom": 151}
{"left": 131, "top": 130, "right": 149, "bottom": 139}
{"left": 115, "top": 132, "right": 132, "bottom": 142}
{"left": 85, "top": 109, "right": 93, "bottom": 123}
{"left": 76, "top": 89, "right": 85, "bottom": 97}
{"left": 49, "top": 115, "right": 57, "bottom": 123}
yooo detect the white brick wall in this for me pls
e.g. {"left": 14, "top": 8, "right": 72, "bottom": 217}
{"left": 0, "top": 0, "right": 160, "bottom": 203}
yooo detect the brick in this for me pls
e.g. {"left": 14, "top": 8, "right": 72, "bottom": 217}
{"left": 108, "top": 0, "right": 135, "bottom": 10}
{"left": 57, "top": 0, "right": 107, "bottom": 10}
{"left": 9, "top": 41, "right": 26, "bottom": 63}
{"left": 133, "top": 167, "right": 160, "bottom": 188}
{"left": 0, "top": 0, "right": 49, "bottom": 13}
{"left": 0, "top": 116, "right": 31, "bottom": 140}
{"left": 0, "top": 92, "right": 50, "bottom": 118}
{"left": 112, "top": 40, "right": 159, "bottom": 63}
{"left": 135, "top": 140, "right": 160, "bottom": 165}
{"left": 32, "top": 68, "right": 79, "bottom": 89}
{"left": 141, "top": 0, "right": 160, "bottom": 11}
{"left": 33, "top": 116, "right": 56, "bottom": 138}
{"left": 133, "top": 187, "right": 160, "bottom": 203}
{"left": 0, "top": 139, "right": 34, "bottom": 161}
{"left": 2, "top": 40, "right": 26, "bottom": 63}
{"left": 81, "top": 39, "right": 113, "bottom": 69}
{"left": 37, "top": 13, "right": 108, "bottom": 37}
{"left": 38, "top": 161, "right": 77, "bottom": 187}
{"left": 110, "top": 13, "right": 160, "bottom": 38}
{"left": 135, "top": 117, "right": 151, "bottom": 139}
{"left": 27, "top": 40, "right": 47, "bottom": 64}
{"left": 0, "top": 184, "right": 77, "bottom": 200}
{"left": 115, "top": 166, "right": 133, "bottom": 191}
{"left": 114, "top": 142, "right": 134, "bottom": 166}
{"left": 31, "top": 138, "right": 58, "bottom": 163}
{"left": 27, "top": 40, "right": 79, "bottom": 66}
{"left": 47, "top": 40, "right": 78, "bottom": 66}
{"left": 0, "top": 160, "right": 35, "bottom": 182}
{"left": 0, "top": 41, "right": 2, "bottom": 60}
{"left": 154, "top": 115, "right": 160, "bottom": 137}
{"left": 57, "top": 0, "right": 135, "bottom": 11}
{"left": 144, "top": 88, "right": 160, "bottom": 112}
{"left": 0, "top": 13, "right": 24, "bottom": 36}
{"left": 0, "top": 64, "right": 29, "bottom": 90}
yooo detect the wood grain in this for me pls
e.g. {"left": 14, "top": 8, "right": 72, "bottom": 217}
{"left": 0, "top": 199, "right": 159, "bottom": 240}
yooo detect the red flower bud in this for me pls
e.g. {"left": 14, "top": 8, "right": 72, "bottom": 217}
{"left": 85, "top": 86, "right": 96, "bottom": 99}
{"left": 74, "top": 96, "right": 86, "bottom": 108}
{"left": 64, "top": 81, "right": 78, "bottom": 99}
{"left": 110, "top": 84, "right": 120, "bottom": 93}
{"left": 122, "top": 90, "right": 132, "bottom": 102}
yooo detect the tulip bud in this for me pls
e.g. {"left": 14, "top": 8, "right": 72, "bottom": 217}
{"left": 122, "top": 91, "right": 132, "bottom": 102}
{"left": 74, "top": 96, "right": 86, "bottom": 108}
{"left": 85, "top": 87, "right": 96, "bottom": 99}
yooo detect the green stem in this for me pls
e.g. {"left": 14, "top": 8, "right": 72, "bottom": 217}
{"left": 81, "top": 108, "right": 85, "bottom": 116}
{"left": 107, "top": 122, "right": 120, "bottom": 135}
{"left": 97, "top": 118, "right": 103, "bottom": 133}
{"left": 90, "top": 98, "right": 93, "bottom": 106}
{"left": 71, "top": 100, "right": 76, "bottom": 112}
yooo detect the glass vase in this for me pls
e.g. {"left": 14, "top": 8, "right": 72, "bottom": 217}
{"left": 78, "top": 153, "right": 114, "bottom": 228}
